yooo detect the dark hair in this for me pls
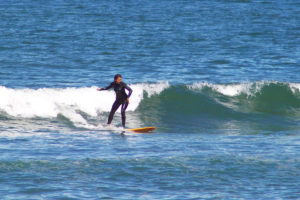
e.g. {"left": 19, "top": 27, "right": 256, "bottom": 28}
{"left": 114, "top": 74, "right": 122, "bottom": 80}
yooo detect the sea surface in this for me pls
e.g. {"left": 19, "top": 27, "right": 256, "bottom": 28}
{"left": 0, "top": 0, "right": 300, "bottom": 199}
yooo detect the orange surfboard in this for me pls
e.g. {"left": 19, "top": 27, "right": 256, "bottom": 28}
{"left": 126, "top": 127, "right": 156, "bottom": 133}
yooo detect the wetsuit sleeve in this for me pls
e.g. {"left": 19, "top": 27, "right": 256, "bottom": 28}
{"left": 124, "top": 83, "right": 133, "bottom": 98}
{"left": 101, "top": 82, "right": 114, "bottom": 90}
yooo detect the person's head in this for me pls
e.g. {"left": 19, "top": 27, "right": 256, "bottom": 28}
{"left": 114, "top": 74, "right": 122, "bottom": 84}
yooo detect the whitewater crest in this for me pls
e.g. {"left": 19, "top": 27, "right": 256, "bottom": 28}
{"left": 0, "top": 82, "right": 169, "bottom": 127}
{"left": 187, "top": 81, "right": 300, "bottom": 97}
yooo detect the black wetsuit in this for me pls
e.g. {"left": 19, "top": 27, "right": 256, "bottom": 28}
{"left": 101, "top": 81, "right": 133, "bottom": 128}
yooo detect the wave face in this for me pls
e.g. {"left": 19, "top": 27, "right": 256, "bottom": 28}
{"left": 1, "top": 81, "right": 300, "bottom": 133}
{"left": 137, "top": 81, "right": 300, "bottom": 133}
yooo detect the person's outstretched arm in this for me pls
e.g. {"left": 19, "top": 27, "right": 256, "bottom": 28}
{"left": 97, "top": 82, "right": 113, "bottom": 91}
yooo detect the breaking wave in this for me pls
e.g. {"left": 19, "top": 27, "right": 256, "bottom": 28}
{"left": 1, "top": 81, "right": 300, "bottom": 132}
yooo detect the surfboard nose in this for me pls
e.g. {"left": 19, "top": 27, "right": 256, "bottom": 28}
{"left": 126, "top": 127, "right": 156, "bottom": 133}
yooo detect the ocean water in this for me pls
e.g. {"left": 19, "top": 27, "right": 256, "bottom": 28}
{"left": 0, "top": 0, "right": 300, "bottom": 199}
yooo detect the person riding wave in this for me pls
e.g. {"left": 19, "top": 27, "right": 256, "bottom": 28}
{"left": 97, "top": 74, "right": 132, "bottom": 128}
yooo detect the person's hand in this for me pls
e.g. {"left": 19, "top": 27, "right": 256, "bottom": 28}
{"left": 127, "top": 98, "right": 130, "bottom": 104}
{"left": 97, "top": 88, "right": 101, "bottom": 91}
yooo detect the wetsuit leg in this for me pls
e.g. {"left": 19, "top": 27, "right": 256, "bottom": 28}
{"left": 121, "top": 101, "right": 129, "bottom": 128}
{"left": 107, "top": 100, "right": 121, "bottom": 125}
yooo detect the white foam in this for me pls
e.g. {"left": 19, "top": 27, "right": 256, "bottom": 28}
{"left": 289, "top": 83, "right": 300, "bottom": 93}
{"left": 187, "top": 81, "right": 296, "bottom": 96}
{"left": 132, "top": 81, "right": 169, "bottom": 97}
{"left": 0, "top": 82, "right": 170, "bottom": 127}
{"left": 188, "top": 82, "right": 253, "bottom": 96}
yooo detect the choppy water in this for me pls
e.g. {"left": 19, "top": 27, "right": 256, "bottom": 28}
{"left": 0, "top": 0, "right": 300, "bottom": 199}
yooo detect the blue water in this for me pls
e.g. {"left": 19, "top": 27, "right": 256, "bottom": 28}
{"left": 0, "top": 0, "right": 300, "bottom": 199}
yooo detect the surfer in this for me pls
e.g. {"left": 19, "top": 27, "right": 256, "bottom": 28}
{"left": 97, "top": 74, "right": 132, "bottom": 128}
